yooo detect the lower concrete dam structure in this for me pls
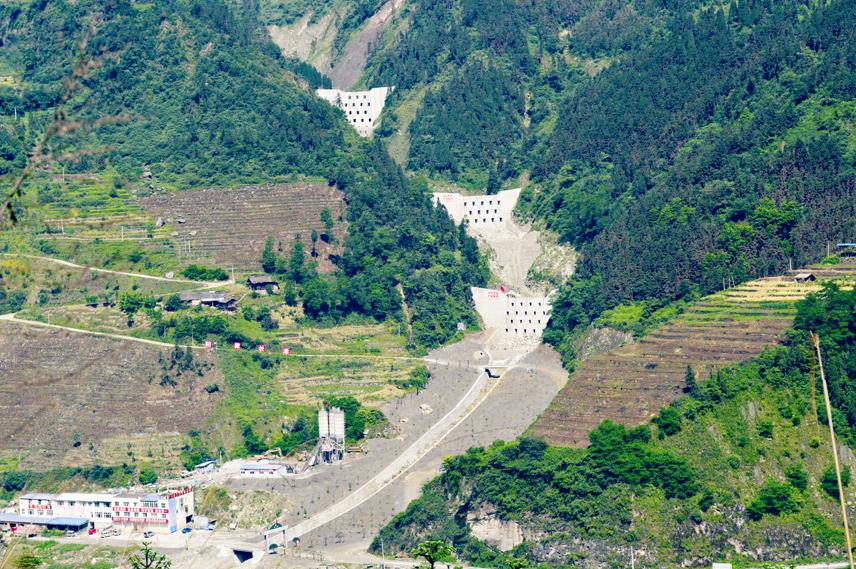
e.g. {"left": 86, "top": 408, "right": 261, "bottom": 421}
{"left": 471, "top": 287, "right": 552, "bottom": 337}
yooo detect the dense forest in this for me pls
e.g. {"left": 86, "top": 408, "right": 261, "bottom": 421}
{"left": 371, "top": 287, "right": 856, "bottom": 566}
{"left": 531, "top": 0, "right": 856, "bottom": 357}
{"left": 355, "top": 0, "right": 856, "bottom": 359}
{"left": 0, "top": 0, "right": 487, "bottom": 348}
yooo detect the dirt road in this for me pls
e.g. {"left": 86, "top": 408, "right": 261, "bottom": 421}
{"left": 1, "top": 253, "right": 231, "bottom": 286}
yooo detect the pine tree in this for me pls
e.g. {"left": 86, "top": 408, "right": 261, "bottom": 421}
{"left": 685, "top": 364, "right": 697, "bottom": 395}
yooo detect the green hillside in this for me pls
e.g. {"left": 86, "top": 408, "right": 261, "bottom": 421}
{"left": 335, "top": 0, "right": 856, "bottom": 360}
{"left": 0, "top": 0, "right": 488, "bottom": 348}
{"left": 372, "top": 284, "right": 856, "bottom": 567}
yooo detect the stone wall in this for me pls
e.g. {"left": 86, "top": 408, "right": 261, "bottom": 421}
{"left": 315, "top": 86, "right": 394, "bottom": 136}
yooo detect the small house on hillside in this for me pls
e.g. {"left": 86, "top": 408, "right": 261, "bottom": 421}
{"left": 794, "top": 273, "right": 816, "bottom": 283}
{"left": 179, "top": 290, "right": 235, "bottom": 311}
{"left": 247, "top": 275, "right": 278, "bottom": 290}
{"left": 194, "top": 460, "right": 216, "bottom": 474}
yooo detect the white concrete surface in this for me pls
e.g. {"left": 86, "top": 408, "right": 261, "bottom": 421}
{"left": 432, "top": 188, "right": 520, "bottom": 229}
{"left": 315, "top": 87, "right": 393, "bottom": 136}
{"left": 471, "top": 287, "right": 551, "bottom": 337}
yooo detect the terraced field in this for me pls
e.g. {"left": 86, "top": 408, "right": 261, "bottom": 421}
{"left": 139, "top": 183, "right": 346, "bottom": 272}
{"left": 529, "top": 276, "right": 834, "bottom": 447}
{"left": 275, "top": 324, "right": 420, "bottom": 407}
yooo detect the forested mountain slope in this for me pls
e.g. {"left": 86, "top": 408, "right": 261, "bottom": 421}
{"left": 334, "top": 0, "right": 856, "bottom": 361}
{"left": 535, "top": 0, "right": 856, "bottom": 361}
{"left": 372, "top": 284, "right": 856, "bottom": 567}
{"left": 0, "top": 0, "right": 488, "bottom": 348}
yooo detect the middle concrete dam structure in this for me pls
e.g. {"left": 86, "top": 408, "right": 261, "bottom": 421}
{"left": 431, "top": 187, "right": 555, "bottom": 342}
{"left": 431, "top": 188, "right": 520, "bottom": 228}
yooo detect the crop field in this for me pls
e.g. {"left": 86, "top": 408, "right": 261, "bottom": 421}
{"left": 139, "top": 183, "right": 346, "bottom": 272}
{"left": 275, "top": 324, "right": 421, "bottom": 407}
{"left": 0, "top": 255, "right": 203, "bottom": 308}
{"left": 529, "top": 276, "right": 834, "bottom": 447}
{"left": 0, "top": 322, "right": 224, "bottom": 471}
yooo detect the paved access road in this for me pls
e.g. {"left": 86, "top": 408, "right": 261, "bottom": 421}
{"left": 287, "top": 366, "right": 504, "bottom": 540}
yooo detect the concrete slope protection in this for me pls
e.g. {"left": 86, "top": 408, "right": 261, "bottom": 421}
{"left": 432, "top": 188, "right": 559, "bottom": 355}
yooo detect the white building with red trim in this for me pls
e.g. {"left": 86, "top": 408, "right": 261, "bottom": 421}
{"left": 111, "top": 488, "right": 194, "bottom": 534}
{"left": 18, "top": 488, "right": 195, "bottom": 534}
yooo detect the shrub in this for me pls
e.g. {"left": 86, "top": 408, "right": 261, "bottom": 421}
{"left": 653, "top": 407, "right": 682, "bottom": 436}
{"left": 747, "top": 480, "right": 798, "bottom": 520}
{"left": 138, "top": 465, "right": 158, "bottom": 485}
{"left": 785, "top": 464, "right": 808, "bottom": 491}
{"left": 821, "top": 465, "right": 851, "bottom": 499}
{"left": 165, "top": 295, "right": 182, "bottom": 311}
{"left": 757, "top": 419, "right": 774, "bottom": 438}
{"left": 698, "top": 489, "right": 715, "bottom": 511}
{"left": 181, "top": 264, "right": 229, "bottom": 281}
{"left": 3, "top": 471, "right": 27, "bottom": 491}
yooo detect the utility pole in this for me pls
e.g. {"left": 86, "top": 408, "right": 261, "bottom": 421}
{"left": 815, "top": 333, "right": 855, "bottom": 569}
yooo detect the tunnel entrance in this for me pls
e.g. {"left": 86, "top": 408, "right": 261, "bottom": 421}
{"left": 233, "top": 550, "right": 254, "bottom": 563}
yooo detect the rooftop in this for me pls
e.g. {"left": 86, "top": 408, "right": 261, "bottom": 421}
{"left": 48, "top": 517, "right": 90, "bottom": 525}
{"left": 21, "top": 493, "right": 55, "bottom": 500}
{"left": 247, "top": 275, "right": 277, "bottom": 284}
{"left": 0, "top": 513, "right": 42, "bottom": 524}
{"left": 179, "top": 291, "right": 232, "bottom": 302}
{"left": 240, "top": 464, "right": 282, "bottom": 470}
{"left": 54, "top": 492, "right": 115, "bottom": 501}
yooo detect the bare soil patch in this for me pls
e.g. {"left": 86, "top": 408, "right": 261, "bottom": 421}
{"left": 0, "top": 322, "right": 224, "bottom": 470}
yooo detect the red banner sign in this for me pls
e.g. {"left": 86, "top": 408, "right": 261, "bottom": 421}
{"left": 233, "top": 342, "right": 241, "bottom": 350}
{"left": 258, "top": 345, "right": 266, "bottom": 352}
{"left": 168, "top": 488, "right": 193, "bottom": 499}
{"left": 205, "top": 340, "right": 213, "bottom": 348}
{"left": 282, "top": 347, "right": 290, "bottom": 355}
{"left": 113, "top": 507, "right": 169, "bottom": 514}
{"left": 112, "top": 517, "right": 168, "bottom": 524}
